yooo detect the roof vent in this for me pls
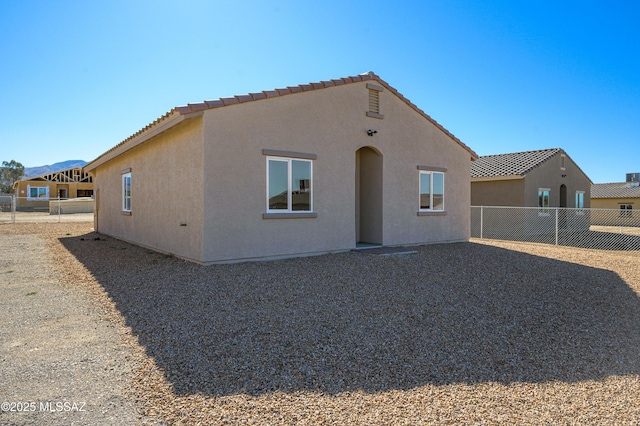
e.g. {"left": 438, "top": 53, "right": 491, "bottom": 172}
{"left": 626, "top": 172, "right": 640, "bottom": 187}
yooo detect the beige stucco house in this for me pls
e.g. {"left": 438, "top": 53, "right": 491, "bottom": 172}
{"left": 591, "top": 174, "right": 640, "bottom": 221}
{"left": 13, "top": 167, "right": 94, "bottom": 211}
{"left": 471, "top": 148, "right": 592, "bottom": 208}
{"left": 84, "top": 72, "right": 478, "bottom": 264}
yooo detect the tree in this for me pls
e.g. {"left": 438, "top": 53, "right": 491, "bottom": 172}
{"left": 0, "top": 160, "right": 25, "bottom": 194}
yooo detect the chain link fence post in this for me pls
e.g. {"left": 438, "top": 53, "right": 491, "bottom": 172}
{"left": 555, "top": 207, "right": 559, "bottom": 246}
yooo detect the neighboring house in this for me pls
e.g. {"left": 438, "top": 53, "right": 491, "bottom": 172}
{"left": 13, "top": 167, "right": 94, "bottom": 211}
{"left": 84, "top": 72, "right": 478, "bottom": 264}
{"left": 591, "top": 173, "right": 640, "bottom": 220}
{"left": 471, "top": 148, "right": 592, "bottom": 208}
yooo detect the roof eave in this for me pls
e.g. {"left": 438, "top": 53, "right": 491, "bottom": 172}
{"left": 84, "top": 110, "right": 203, "bottom": 173}
{"left": 471, "top": 175, "right": 524, "bottom": 182}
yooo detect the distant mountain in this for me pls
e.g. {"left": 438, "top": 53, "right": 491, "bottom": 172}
{"left": 24, "top": 160, "right": 87, "bottom": 177}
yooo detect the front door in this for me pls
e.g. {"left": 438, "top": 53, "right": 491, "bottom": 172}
{"left": 355, "top": 146, "right": 383, "bottom": 245}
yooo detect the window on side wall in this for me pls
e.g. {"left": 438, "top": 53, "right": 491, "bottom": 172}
{"left": 575, "top": 191, "right": 585, "bottom": 208}
{"left": 538, "top": 188, "right": 550, "bottom": 215}
{"left": 419, "top": 171, "right": 444, "bottom": 212}
{"left": 620, "top": 204, "right": 633, "bottom": 218}
{"left": 266, "top": 157, "right": 312, "bottom": 213}
{"left": 122, "top": 172, "right": 131, "bottom": 213}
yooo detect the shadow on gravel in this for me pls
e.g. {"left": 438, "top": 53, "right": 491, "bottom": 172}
{"left": 61, "top": 234, "right": 640, "bottom": 396}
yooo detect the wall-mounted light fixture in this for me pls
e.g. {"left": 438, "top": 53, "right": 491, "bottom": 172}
{"left": 367, "top": 129, "right": 378, "bottom": 136}
{"left": 561, "top": 174, "right": 567, "bottom": 178}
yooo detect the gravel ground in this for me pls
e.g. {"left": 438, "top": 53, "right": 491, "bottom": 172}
{"left": 2, "top": 222, "right": 640, "bottom": 424}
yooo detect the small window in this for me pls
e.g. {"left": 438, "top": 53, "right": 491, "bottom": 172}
{"left": 419, "top": 171, "right": 444, "bottom": 211}
{"left": 575, "top": 191, "right": 585, "bottom": 209}
{"left": 27, "top": 186, "right": 49, "bottom": 200}
{"left": 122, "top": 172, "right": 131, "bottom": 212}
{"left": 538, "top": 188, "right": 550, "bottom": 215}
{"left": 561, "top": 154, "right": 566, "bottom": 170}
{"left": 620, "top": 204, "right": 633, "bottom": 218}
{"left": 267, "top": 157, "right": 312, "bottom": 213}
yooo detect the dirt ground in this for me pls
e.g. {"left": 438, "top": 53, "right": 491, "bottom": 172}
{"left": 0, "top": 224, "right": 159, "bottom": 425}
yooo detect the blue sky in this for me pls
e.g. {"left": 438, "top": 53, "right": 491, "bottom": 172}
{"left": 1, "top": 0, "right": 638, "bottom": 183}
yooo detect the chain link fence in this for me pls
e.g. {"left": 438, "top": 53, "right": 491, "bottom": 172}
{"left": 0, "top": 196, "right": 94, "bottom": 224}
{"left": 471, "top": 206, "right": 640, "bottom": 251}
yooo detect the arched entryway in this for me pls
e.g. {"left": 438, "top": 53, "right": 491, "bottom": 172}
{"left": 559, "top": 184, "right": 567, "bottom": 229}
{"left": 355, "top": 146, "right": 383, "bottom": 246}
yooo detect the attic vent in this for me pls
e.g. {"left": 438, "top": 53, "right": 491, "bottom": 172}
{"left": 369, "top": 89, "right": 380, "bottom": 114}
{"left": 366, "top": 83, "right": 384, "bottom": 119}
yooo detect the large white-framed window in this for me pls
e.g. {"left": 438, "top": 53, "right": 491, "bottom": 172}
{"left": 122, "top": 171, "right": 131, "bottom": 213}
{"left": 266, "top": 156, "right": 312, "bottom": 213}
{"left": 620, "top": 204, "right": 633, "bottom": 218}
{"left": 538, "top": 188, "right": 550, "bottom": 215}
{"left": 419, "top": 170, "right": 444, "bottom": 211}
{"left": 26, "top": 185, "right": 49, "bottom": 200}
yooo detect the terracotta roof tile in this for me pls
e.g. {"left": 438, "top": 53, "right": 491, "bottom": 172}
{"left": 187, "top": 103, "right": 208, "bottom": 112}
{"left": 471, "top": 149, "right": 561, "bottom": 178}
{"left": 263, "top": 90, "right": 279, "bottom": 98}
{"left": 287, "top": 86, "right": 303, "bottom": 93}
{"left": 235, "top": 94, "right": 253, "bottom": 103}
{"left": 205, "top": 100, "right": 224, "bottom": 108}
{"left": 220, "top": 97, "right": 239, "bottom": 106}
{"left": 249, "top": 92, "right": 267, "bottom": 101}
{"left": 276, "top": 88, "right": 291, "bottom": 95}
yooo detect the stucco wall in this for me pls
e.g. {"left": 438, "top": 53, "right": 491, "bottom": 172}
{"left": 471, "top": 179, "right": 525, "bottom": 206}
{"left": 591, "top": 197, "right": 637, "bottom": 210}
{"left": 524, "top": 152, "right": 591, "bottom": 208}
{"left": 201, "top": 81, "right": 472, "bottom": 263}
{"left": 93, "top": 117, "right": 205, "bottom": 262}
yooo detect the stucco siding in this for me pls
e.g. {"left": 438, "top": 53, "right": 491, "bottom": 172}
{"left": 591, "top": 197, "right": 638, "bottom": 209}
{"left": 93, "top": 117, "right": 205, "bottom": 262}
{"left": 524, "top": 154, "right": 591, "bottom": 208}
{"left": 471, "top": 179, "right": 525, "bottom": 207}
{"left": 201, "top": 81, "right": 471, "bottom": 263}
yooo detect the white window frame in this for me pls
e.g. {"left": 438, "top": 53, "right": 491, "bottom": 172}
{"left": 620, "top": 204, "right": 633, "bottom": 218}
{"left": 122, "top": 172, "right": 131, "bottom": 212}
{"left": 26, "top": 185, "right": 49, "bottom": 200}
{"left": 538, "top": 188, "right": 550, "bottom": 216}
{"left": 266, "top": 156, "right": 313, "bottom": 213}
{"left": 418, "top": 170, "right": 445, "bottom": 212}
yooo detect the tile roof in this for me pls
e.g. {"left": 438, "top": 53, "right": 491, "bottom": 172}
{"left": 85, "top": 72, "right": 477, "bottom": 171}
{"left": 471, "top": 148, "right": 562, "bottom": 179}
{"left": 591, "top": 182, "right": 640, "bottom": 199}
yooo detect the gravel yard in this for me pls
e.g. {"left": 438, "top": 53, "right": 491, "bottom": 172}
{"left": 2, "top": 222, "right": 640, "bottom": 424}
